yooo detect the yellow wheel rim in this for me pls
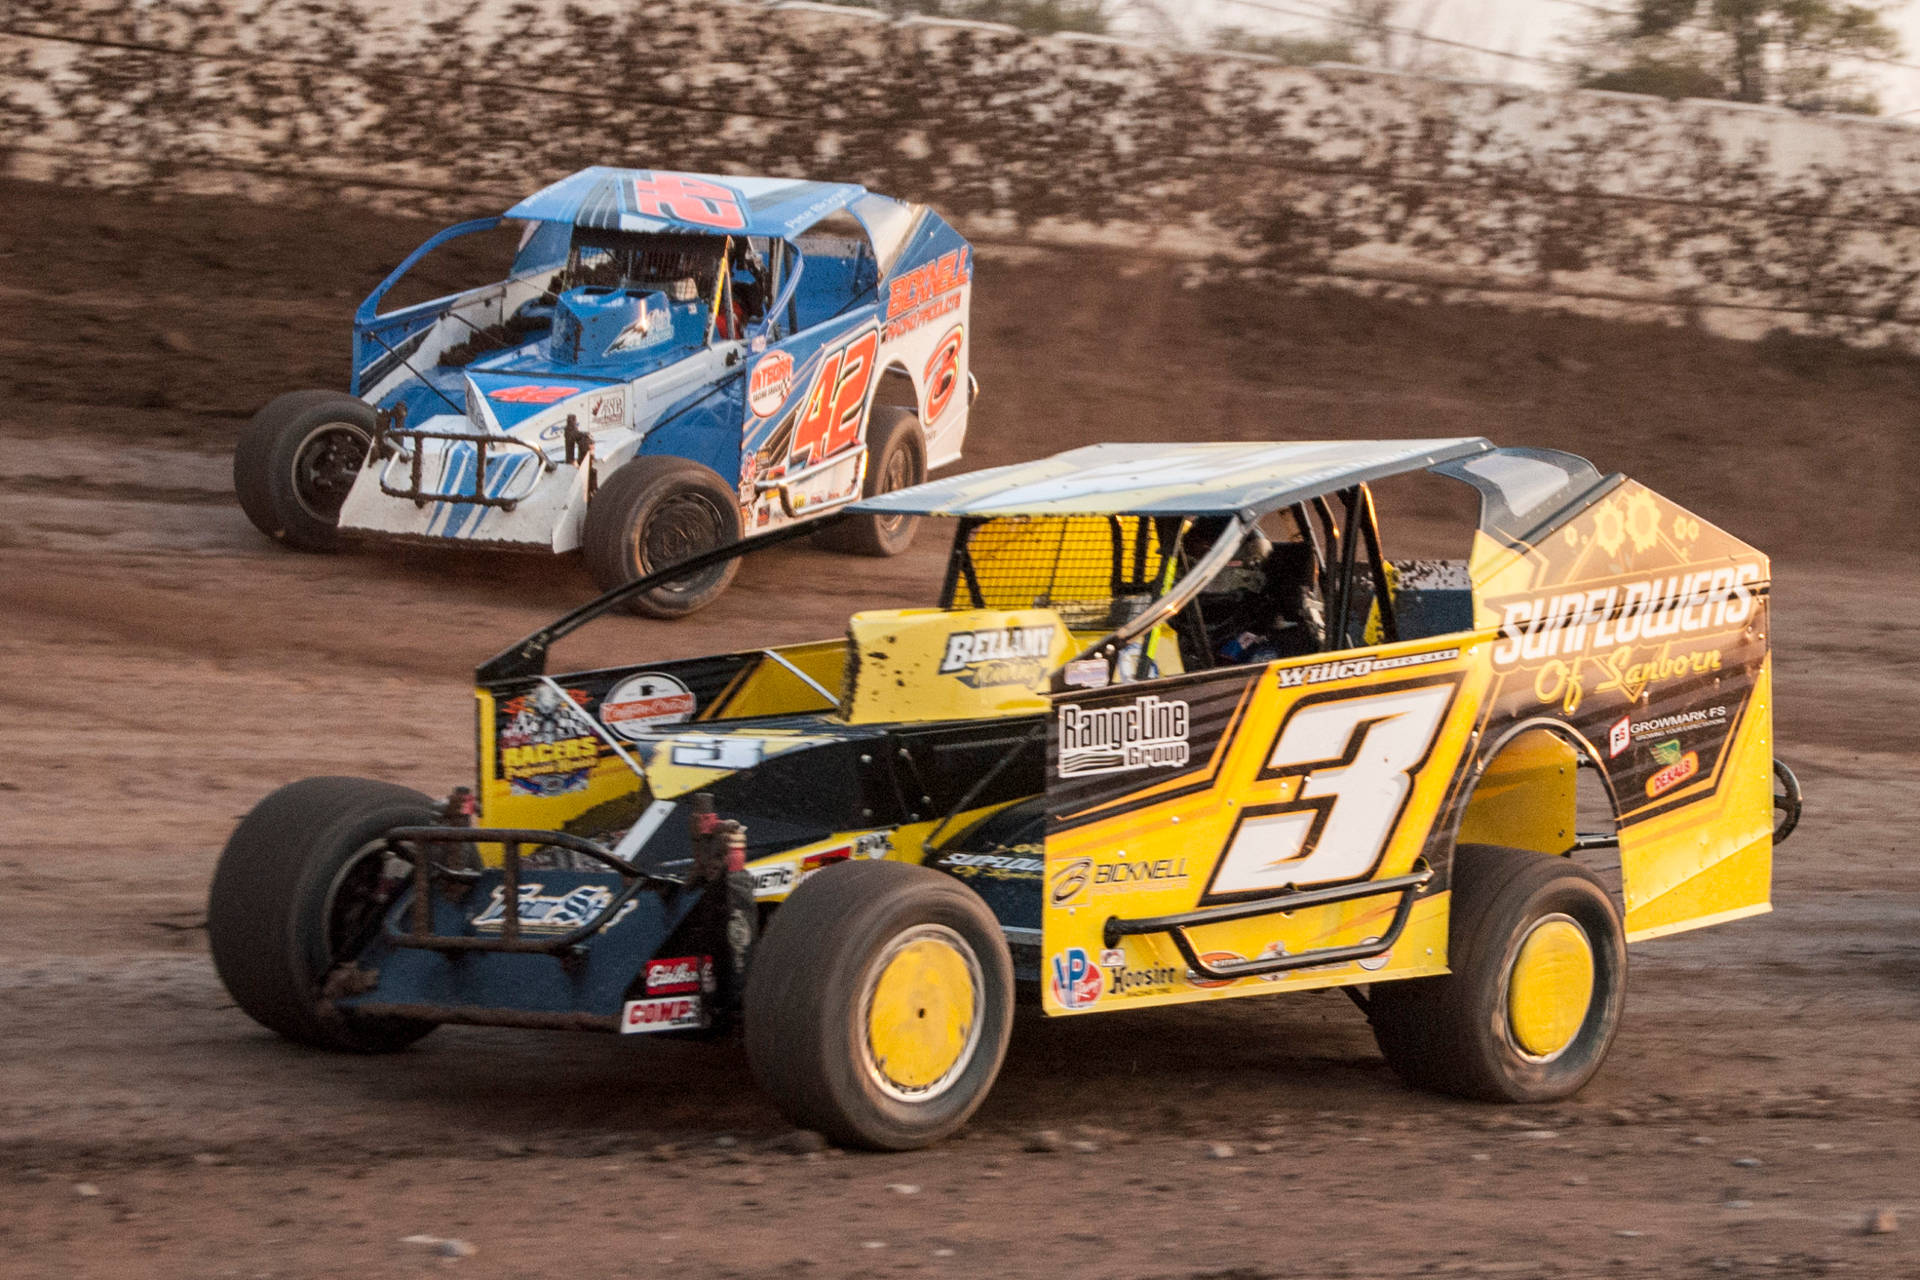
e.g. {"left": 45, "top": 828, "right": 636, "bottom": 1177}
{"left": 863, "top": 926, "right": 981, "bottom": 1100}
{"left": 1506, "top": 915, "right": 1595, "bottom": 1060}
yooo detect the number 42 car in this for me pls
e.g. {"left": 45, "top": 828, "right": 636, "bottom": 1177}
{"left": 233, "top": 167, "right": 975, "bottom": 616}
{"left": 207, "top": 439, "right": 1801, "bottom": 1149}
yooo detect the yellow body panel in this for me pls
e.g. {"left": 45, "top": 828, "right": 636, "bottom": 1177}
{"left": 842, "top": 607, "right": 1072, "bottom": 724}
{"left": 1044, "top": 636, "right": 1483, "bottom": 1013}
{"left": 703, "top": 640, "right": 845, "bottom": 720}
{"left": 1456, "top": 728, "right": 1577, "bottom": 855}
{"left": 1620, "top": 657, "right": 1775, "bottom": 940}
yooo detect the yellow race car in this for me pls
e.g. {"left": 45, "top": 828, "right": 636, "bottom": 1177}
{"left": 207, "top": 439, "right": 1799, "bottom": 1150}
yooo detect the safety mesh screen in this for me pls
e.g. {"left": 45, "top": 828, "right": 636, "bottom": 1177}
{"left": 564, "top": 233, "right": 723, "bottom": 301}
{"left": 943, "top": 516, "right": 1175, "bottom": 631}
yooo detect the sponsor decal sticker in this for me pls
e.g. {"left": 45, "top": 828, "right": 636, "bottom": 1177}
{"left": 1646, "top": 750, "right": 1700, "bottom": 797}
{"left": 1490, "top": 563, "right": 1762, "bottom": 670}
{"left": 939, "top": 851, "right": 1045, "bottom": 880}
{"left": 1063, "top": 658, "right": 1110, "bottom": 690}
{"left": 609, "top": 303, "right": 668, "bottom": 353}
{"left": 1097, "top": 948, "right": 1181, "bottom": 997}
{"left": 585, "top": 389, "right": 625, "bottom": 427}
{"left": 669, "top": 736, "right": 767, "bottom": 770}
{"left": 472, "top": 883, "right": 637, "bottom": 933}
{"left": 748, "top": 350, "right": 795, "bottom": 419}
{"left": 601, "top": 672, "right": 696, "bottom": 739}
{"left": 1630, "top": 705, "right": 1730, "bottom": 740}
{"left": 751, "top": 834, "right": 890, "bottom": 900}
{"left": 1049, "top": 855, "right": 1190, "bottom": 905}
{"left": 939, "top": 625, "right": 1055, "bottom": 688}
{"left": 1049, "top": 857, "right": 1092, "bottom": 907}
{"left": 1058, "top": 694, "right": 1190, "bottom": 778}
{"left": 496, "top": 687, "right": 600, "bottom": 796}
{"left": 1276, "top": 647, "right": 1460, "bottom": 689}
{"left": 1187, "top": 952, "right": 1243, "bottom": 990}
{"left": 1049, "top": 947, "right": 1104, "bottom": 1010}
{"left": 644, "top": 955, "right": 714, "bottom": 996}
{"left": 1607, "top": 715, "right": 1631, "bottom": 759}
{"left": 621, "top": 995, "right": 706, "bottom": 1034}
{"left": 489, "top": 383, "right": 576, "bottom": 404}
{"left": 750, "top": 860, "right": 796, "bottom": 899}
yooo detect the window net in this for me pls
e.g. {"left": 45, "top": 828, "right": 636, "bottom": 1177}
{"left": 942, "top": 516, "right": 1178, "bottom": 631}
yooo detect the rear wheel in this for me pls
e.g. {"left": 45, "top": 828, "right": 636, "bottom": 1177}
{"left": 1368, "top": 845, "right": 1625, "bottom": 1102}
{"left": 233, "top": 390, "right": 376, "bottom": 551}
{"left": 207, "top": 777, "right": 440, "bottom": 1053}
{"left": 745, "top": 860, "right": 1013, "bottom": 1150}
{"left": 812, "top": 405, "right": 925, "bottom": 557}
{"left": 582, "top": 455, "right": 743, "bottom": 619}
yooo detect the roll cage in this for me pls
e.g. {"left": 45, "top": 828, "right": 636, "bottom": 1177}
{"left": 474, "top": 486, "right": 1393, "bottom": 687}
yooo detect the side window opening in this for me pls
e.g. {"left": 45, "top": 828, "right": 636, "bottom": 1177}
{"left": 939, "top": 516, "right": 1177, "bottom": 632}
{"left": 1362, "top": 470, "right": 1483, "bottom": 644}
{"left": 1174, "top": 508, "right": 1328, "bottom": 672}
{"left": 791, "top": 213, "right": 879, "bottom": 332}
{"left": 375, "top": 220, "right": 526, "bottom": 317}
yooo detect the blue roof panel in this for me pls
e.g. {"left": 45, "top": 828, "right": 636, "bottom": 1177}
{"left": 505, "top": 167, "right": 868, "bottom": 239}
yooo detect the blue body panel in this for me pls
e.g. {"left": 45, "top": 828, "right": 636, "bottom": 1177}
{"left": 506, "top": 167, "right": 866, "bottom": 238}
{"left": 337, "top": 871, "right": 705, "bottom": 1019}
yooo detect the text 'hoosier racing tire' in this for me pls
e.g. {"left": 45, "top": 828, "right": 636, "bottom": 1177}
{"left": 207, "top": 776, "right": 440, "bottom": 1054}
{"left": 745, "top": 859, "right": 1013, "bottom": 1151}
{"left": 582, "top": 454, "right": 743, "bottom": 619}
{"left": 812, "top": 405, "right": 925, "bottom": 558}
{"left": 1367, "top": 844, "right": 1626, "bottom": 1104}
{"left": 233, "top": 389, "right": 376, "bottom": 552}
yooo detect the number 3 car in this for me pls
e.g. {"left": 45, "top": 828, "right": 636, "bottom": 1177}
{"left": 232, "top": 167, "right": 975, "bottom": 616}
{"left": 207, "top": 439, "right": 1800, "bottom": 1148}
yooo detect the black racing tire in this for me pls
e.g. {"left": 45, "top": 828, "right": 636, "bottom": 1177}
{"left": 582, "top": 454, "right": 743, "bottom": 619}
{"left": 1368, "top": 845, "right": 1626, "bottom": 1103}
{"left": 207, "top": 776, "right": 440, "bottom": 1053}
{"left": 744, "top": 859, "right": 1013, "bottom": 1151}
{"left": 233, "top": 390, "right": 376, "bottom": 552}
{"left": 812, "top": 405, "right": 925, "bottom": 557}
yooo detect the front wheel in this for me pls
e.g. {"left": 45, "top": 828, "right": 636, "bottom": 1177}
{"left": 745, "top": 860, "right": 1013, "bottom": 1150}
{"left": 207, "top": 777, "right": 441, "bottom": 1053}
{"left": 812, "top": 405, "right": 925, "bottom": 557}
{"left": 233, "top": 390, "right": 376, "bottom": 552}
{"left": 581, "top": 455, "right": 744, "bottom": 619}
{"left": 1368, "top": 845, "right": 1626, "bottom": 1103}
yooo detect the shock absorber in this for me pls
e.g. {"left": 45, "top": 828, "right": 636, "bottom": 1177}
{"left": 688, "top": 793, "right": 756, "bottom": 1025}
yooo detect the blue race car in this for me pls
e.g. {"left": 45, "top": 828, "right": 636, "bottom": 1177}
{"left": 233, "top": 167, "right": 977, "bottom": 616}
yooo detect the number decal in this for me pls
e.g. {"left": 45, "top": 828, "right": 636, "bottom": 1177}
{"left": 1203, "top": 681, "right": 1457, "bottom": 903}
{"left": 923, "top": 324, "right": 965, "bottom": 424}
{"left": 629, "top": 173, "right": 746, "bottom": 231}
{"left": 790, "top": 329, "right": 879, "bottom": 467}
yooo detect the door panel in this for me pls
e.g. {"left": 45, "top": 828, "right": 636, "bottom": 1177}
{"left": 1042, "top": 638, "right": 1486, "bottom": 1014}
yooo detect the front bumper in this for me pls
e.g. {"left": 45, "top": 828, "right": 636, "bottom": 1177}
{"left": 331, "top": 813, "right": 754, "bottom": 1033}
{"left": 337, "top": 414, "right": 591, "bottom": 551}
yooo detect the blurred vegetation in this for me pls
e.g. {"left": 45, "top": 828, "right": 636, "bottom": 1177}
{"left": 1572, "top": 0, "right": 1902, "bottom": 113}
{"left": 834, "top": 0, "right": 1119, "bottom": 35}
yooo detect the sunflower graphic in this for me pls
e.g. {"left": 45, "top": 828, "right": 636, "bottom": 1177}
{"left": 1626, "top": 489, "right": 1662, "bottom": 553}
{"left": 1593, "top": 499, "right": 1627, "bottom": 557}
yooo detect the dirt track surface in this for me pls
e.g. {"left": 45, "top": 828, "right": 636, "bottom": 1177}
{"left": 3, "top": 181, "right": 1919, "bottom": 1279}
